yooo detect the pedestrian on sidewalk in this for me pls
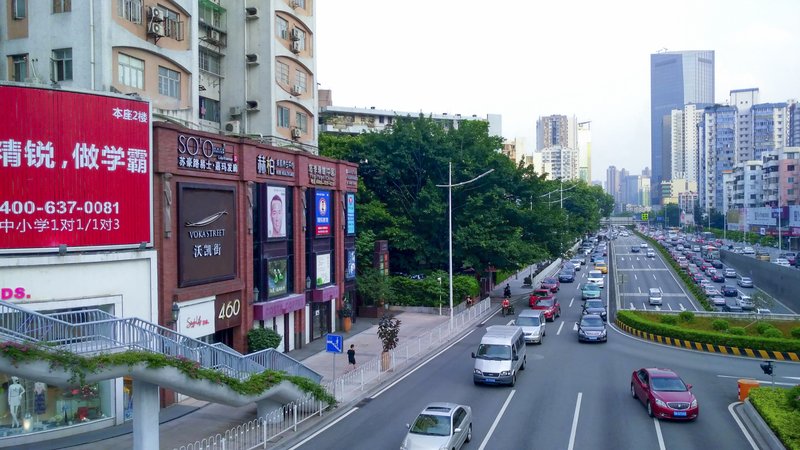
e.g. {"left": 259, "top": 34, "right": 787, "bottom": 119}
{"left": 347, "top": 344, "right": 356, "bottom": 371}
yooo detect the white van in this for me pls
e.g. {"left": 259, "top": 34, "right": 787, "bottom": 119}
{"left": 471, "top": 325, "right": 527, "bottom": 386}
{"left": 648, "top": 287, "right": 663, "bottom": 305}
{"left": 514, "top": 310, "right": 546, "bottom": 344}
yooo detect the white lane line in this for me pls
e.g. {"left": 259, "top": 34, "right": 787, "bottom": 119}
{"left": 654, "top": 417, "right": 666, "bottom": 450}
{"left": 667, "top": 304, "right": 673, "bottom": 311}
{"left": 371, "top": 329, "right": 475, "bottom": 398}
{"left": 629, "top": 303, "right": 635, "bottom": 310}
{"left": 569, "top": 298, "right": 574, "bottom": 308}
{"left": 653, "top": 274, "right": 657, "bottom": 280}
{"left": 288, "top": 407, "right": 359, "bottom": 450}
{"left": 478, "top": 390, "right": 516, "bottom": 450}
{"left": 567, "top": 392, "right": 583, "bottom": 450}
{"left": 557, "top": 321, "right": 565, "bottom": 335}
{"left": 506, "top": 319, "right": 515, "bottom": 325}
{"left": 728, "top": 402, "right": 758, "bottom": 449}
{"left": 716, "top": 375, "right": 797, "bottom": 386}
{"left": 638, "top": 287, "right": 642, "bottom": 293}
{"left": 634, "top": 274, "right": 638, "bottom": 281}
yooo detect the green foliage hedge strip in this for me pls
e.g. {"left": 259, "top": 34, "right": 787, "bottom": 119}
{"left": 749, "top": 387, "right": 800, "bottom": 450}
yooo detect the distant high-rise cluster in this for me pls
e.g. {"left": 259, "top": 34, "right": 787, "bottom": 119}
{"left": 605, "top": 166, "right": 650, "bottom": 213}
{"left": 524, "top": 115, "right": 591, "bottom": 182}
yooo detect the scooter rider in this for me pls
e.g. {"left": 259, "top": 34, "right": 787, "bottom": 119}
{"left": 503, "top": 284, "right": 511, "bottom": 298}
{"left": 501, "top": 297, "right": 511, "bottom": 316}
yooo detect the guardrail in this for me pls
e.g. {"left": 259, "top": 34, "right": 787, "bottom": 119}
{"left": 0, "top": 302, "right": 321, "bottom": 384}
{"left": 174, "top": 296, "right": 494, "bottom": 450}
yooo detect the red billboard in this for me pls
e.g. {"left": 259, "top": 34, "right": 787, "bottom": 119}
{"left": 0, "top": 85, "right": 151, "bottom": 252}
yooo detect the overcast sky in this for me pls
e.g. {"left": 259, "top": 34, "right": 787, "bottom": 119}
{"left": 316, "top": 0, "right": 800, "bottom": 184}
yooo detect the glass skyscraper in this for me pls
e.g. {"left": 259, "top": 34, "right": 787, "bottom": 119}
{"left": 650, "top": 50, "right": 715, "bottom": 205}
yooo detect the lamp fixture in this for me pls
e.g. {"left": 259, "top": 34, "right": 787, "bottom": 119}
{"left": 170, "top": 302, "right": 180, "bottom": 324}
{"left": 306, "top": 276, "right": 311, "bottom": 290}
{"left": 253, "top": 286, "right": 260, "bottom": 304}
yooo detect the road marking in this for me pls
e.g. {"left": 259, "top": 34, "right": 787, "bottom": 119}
{"left": 667, "top": 304, "right": 672, "bottom": 311}
{"left": 371, "top": 330, "right": 475, "bottom": 398}
{"left": 638, "top": 287, "right": 642, "bottom": 293}
{"left": 716, "top": 375, "right": 797, "bottom": 386}
{"left": 679, "top": 303, "right": 686, "bottom": 311}
{"left": 653, "top": 274, "right": 657, "bottom": 280}
{"left": 557, "top": 321, "right": 565, "bottom": 335}
{"left": 634, "top": 274, "right": 638, "bottom": 281}
{"left": 728, "top": 402, "right": 759, "bottom": 449}
{"left": 629, "top": 303, "right": 635, "bottom": 310}
{"left": 478, "top": 390, "right": 516, "bottom": 450}
{"left": 506, "top": 319, "right": 515, "bottom": 325}
{"left": 569, "top": 298, "right": 574, "bottom": 308}
{"left": 288, "top": 407, "right": 360, "bottom": 450}
{"left": 653, "top": 417, "right": 666, "bottom": 450}
{"left": 655, "top": 306, "right": 661, "bottom": 311}
{"left": 642, "top": 302, "right": 647, "bottom": 310}
{"left": 573, "top": 322, "right": 578, "bottom": 332}
{"left": 567, "top": 393, "right": 583, "bottom": 450}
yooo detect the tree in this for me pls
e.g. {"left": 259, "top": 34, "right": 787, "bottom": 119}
{"left": 377, "top": 314, "right": 401, "bottom": 352}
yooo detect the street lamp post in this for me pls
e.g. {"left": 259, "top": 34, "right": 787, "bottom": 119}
{"left": 437, "top": 163, "right": 494, "bottom": 328}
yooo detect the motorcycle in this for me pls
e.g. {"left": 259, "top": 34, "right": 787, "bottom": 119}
{"left": 501, "top": 301, "right": 515, "bottom": 316}
{"left": 503, "top": 286, "right": 511, "bottom": 298}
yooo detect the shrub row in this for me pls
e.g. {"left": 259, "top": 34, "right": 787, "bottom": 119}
{"left": 389, "top": 273, "right": 478, "bottom": 308}
{"left": 749, "top": 387, "right": 800, "bottom": 450}
{"left": 616, "top": 310, "right": 800, "bottom": 353}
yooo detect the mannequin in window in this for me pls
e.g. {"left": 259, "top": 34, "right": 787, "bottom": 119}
{"left": 8, "top": 376, "right": 24, "bottom": 428}
{"left": 34, "top": 382, "right": 46, "bottom": 418}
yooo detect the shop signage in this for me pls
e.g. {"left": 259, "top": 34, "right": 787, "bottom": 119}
{"left": 177, "top": 134, "right": 238, "bottom": 174}
{"left": 178, "top": 183, "right": 237, "bottom": 287}
{"left": 345, "top": 167, "right": 358, "bottom": 189}
{"left": 1, "top": 287, "right": 30, "bottom": 300}
{"left": 0, "top": 85, "right": 151, "bottom": 252}
{"left": 316, "top": 252, "right": 331, "bottom": 285}
{"left": 309, "top": 164, "right": 336, "bottom": 186}
{"left": 345, "top": 249, "right": 356, "bottom": 280}
{"left": 315, "top": 190, "right": 331, "bottom": 236}
{"left": 215, "top": 292, "right": 242, "bottom": 330}
{"left": 256, "top": 154, "right": 295, "bottom": 178}
{"left": 267, "top": 258, "right": 288, "bottom": 296}
{"left": 789, "top": 205, "right": 800, "bottom": 228}
{"left": 178, "top": 298, "right": 216, "bottom": 339}
{"left": 346, "top": 192, "right": 356, "bottom": 235}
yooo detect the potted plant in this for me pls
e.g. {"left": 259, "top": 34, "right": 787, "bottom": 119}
{"left": 377, "top": 314, "right": 401, "bottom": 371}
{"left": 339, "top": 300, "right": 354, "bottom": 332}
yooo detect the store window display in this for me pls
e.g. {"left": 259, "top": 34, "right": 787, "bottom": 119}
{"left": 0, "top": 375, "right": 113, "bottom": 438}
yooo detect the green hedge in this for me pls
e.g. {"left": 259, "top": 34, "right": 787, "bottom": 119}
{"left": 635, "top": 231, "right": 712, "bottom": 311}
{"left": 749, "top": 387, "right": 800, "bottom": 450}
{"left": 616, "top": 310, "right": 800, "bottom": 353}
{"left": 388, "top": 272, "right": 478, "bottom": 308}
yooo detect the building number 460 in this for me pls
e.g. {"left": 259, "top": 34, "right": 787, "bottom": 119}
{"left": 218, "top": 299, "right": 241, "bottom": 320}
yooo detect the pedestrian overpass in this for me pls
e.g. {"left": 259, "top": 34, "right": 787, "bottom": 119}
{"left": 0, "top": 302, "right": 324, "bottom": 449}
{"left": 600, "top": 216, "right": 636, "bottom": 226}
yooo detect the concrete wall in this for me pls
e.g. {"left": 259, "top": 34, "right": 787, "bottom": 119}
{"left": 719, "top": 249, "right": 800, "bottom": 312}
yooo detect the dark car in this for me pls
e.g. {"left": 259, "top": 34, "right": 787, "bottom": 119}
{"left": 630, "top": 368, "right": 698, "bottom": 420}
{"left": 558, "top": 270, "right": 575, "bottom": 283}
{"left": 631, "top": 246, "right": 641, "bottom": 253}
{"left": 582, "top": 299, "right": 607, "bottom": 321}
{"left": 721, "top": 285, "right": 738, "bottom": 297}
{"left": 540, "top": 277, "right": 560, "bottom": 292}
{"left": 576, "top": 314, "right": 607, "bottom": 342}
{"left": 722, "top": 300, "right": 743, "bottom": 313}
{"left": 710, "top": 272, "right": 725, "bottom": 283}
{"left": 711, "top": 260, "right": 724, "bottom": 269}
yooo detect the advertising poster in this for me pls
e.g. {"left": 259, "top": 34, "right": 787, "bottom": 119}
{"left": 316, "top": 252, "right": 331, "bottom": 285}
{"left": 266, "top": 186, "right": 286, "bottom": 239}
{"left": 345, "top": 249, "right": 356, "bottom": 280}
{"left": 177, "top": 299, "right": 216, "bottom": 339}
{"left": 315, "top": 190, "right": 331, "bottom": 236}
{"left": 267, "top": 258, "right": 288, "bottom": 296}
{"left": 0, "top": 85, "right": 152, "bottom": 252}
{"left": 346, "top": 192, "right": 356, "bottom": 235}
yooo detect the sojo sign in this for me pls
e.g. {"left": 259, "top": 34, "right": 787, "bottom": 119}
{"left": 0, "top": 86, "right": 151, "bottom": 251}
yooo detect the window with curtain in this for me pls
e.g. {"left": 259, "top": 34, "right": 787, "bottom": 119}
{"left": 118, "top": 53, "right": 144, "bottom": 89}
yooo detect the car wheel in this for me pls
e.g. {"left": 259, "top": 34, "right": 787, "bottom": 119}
{"left": 630, "top": 384, "right": 637, "bottom": 399}
{"left": 520, "top": 356, "right": 526, "bottom": 370}
{"left": 466, "top": 424, "right": 472, "bottom": 443}
{"left": 647, "top": 401, "right": 654, "bottom": 418}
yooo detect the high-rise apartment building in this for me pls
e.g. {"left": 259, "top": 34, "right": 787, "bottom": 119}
{"left": 730, "top": 88, "right": 759, "bottom": 162}
{"left": 606, "top": 165, "right": 619, "bottom": 211}
{"left": 537, "top": 114, "right": 577, "bottom": 150}
{"left": 650, "top": 50, "right": 715, "bottom": 205}
{"left": 700, "top": 105, "right": 737, "bottom": 212}
{"left": 789, "top": 100, "right": 800, "bottom": 147}
{"left": 752, "top": 102, "right": 788, "bottom": 161}
{"left": 670, "top": 103, "right": 706, "bottom": 182}
{"left": 577, "top": 121, "right": 592, "bottom": 183}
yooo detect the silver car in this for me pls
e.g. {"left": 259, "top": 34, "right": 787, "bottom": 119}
{"left": 402, "top": 403, "right": 472, "bottom": 450}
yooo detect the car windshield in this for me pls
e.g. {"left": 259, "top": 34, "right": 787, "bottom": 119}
{"left": 650, "top": 377, "right": 687, "bottom": 392}
{"left": 580, "top": 316, "right": 604, "bottom": 327}
{"left": 589, "top": 271, "right": 601, "bottom": 278}
{"left": 476, "top": 344, "right": 512, "bottom": 360}
{"left": 584, "top": 284, "right": 600, "bottom": 292}
{"left": 741, "top": 278, "right": 751, "bottom": 282}
{"left": 543, "top": 278, "right": 557, "bottom": 284}
{"left": 410, "top": 413, "right": 451, "bottom": 436}
{"left": 536, "top": 299, "right": 554, "bottom": 307}
{"left": 585, "top": 300, "right": 603, "bottom": 309}
{"left": 516, "top": 316, "right": 541, "bottom": 326}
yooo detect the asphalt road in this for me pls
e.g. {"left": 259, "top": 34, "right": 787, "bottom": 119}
{"left": 285, "top": 265, "right": 800, "bottom": 450}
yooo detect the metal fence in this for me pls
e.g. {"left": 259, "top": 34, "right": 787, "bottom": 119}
{"left": 174, "top": 298, "right": 493, "bottom": 450}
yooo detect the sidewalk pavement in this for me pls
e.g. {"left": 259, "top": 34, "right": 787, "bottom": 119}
{"left": 40, "top": 261, "right": 557, "bottom": 450}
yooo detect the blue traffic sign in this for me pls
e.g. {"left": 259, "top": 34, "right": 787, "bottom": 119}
{"left": 326, "top": 334, "right": 343, "bottom": 353}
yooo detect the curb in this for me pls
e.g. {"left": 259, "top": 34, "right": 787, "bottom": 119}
{"left": 740, "top": 398, "right": 787, "bottom": 450}
{"left": 614, "top": 320, "right": 800, "bottom": 362}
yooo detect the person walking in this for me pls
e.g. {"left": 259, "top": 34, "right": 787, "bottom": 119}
{"left": 347, "top": 344, "right": 356, "bottom": 371}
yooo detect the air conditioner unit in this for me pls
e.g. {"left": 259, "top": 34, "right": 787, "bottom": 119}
{"left": 291, "top": 128, "right": 302, "bottom": 139}
{"left": 291, "top": 84, "right": 303, "bottom": 95}
{"left": 148, "top": 6, "right": 163, "bottom": 22}
{"left": 246, "top": 100, "right": 260, "bottom": 111}
{"left": 209, "top": 30, "right": 221, "bottom": 43}
{"left": 148, "top": 23, "right": 165, "bottom": 37}
{"left": 245, "top": 53, "right": 260, "bottom": 64}
{"left": 290, "top": 28, "right": 302, "bottom": 41}
{"left": 229, "top": 106, "right": 242, "bottom": 117}
{"left": 291, "top": 1, "right": 302, "bottom": 8}
{"left": 245, "top": 7, "right": 259, "bottom": 19}
{"left": 291, "top": 41, "right": 301, "bottom": 53}
{"left": 224, "top": 121, "right": 241, "bottom": 134}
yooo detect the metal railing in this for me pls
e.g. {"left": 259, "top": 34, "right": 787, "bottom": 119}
{"left": 0, "top": 302, "right": 321, "bottom": 384}
{"left": 173, "top": 297, "right": 494, "bottom": 450}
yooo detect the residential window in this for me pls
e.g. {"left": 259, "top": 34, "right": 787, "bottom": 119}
{"left": 158, "top": 66, "right": 181, "bottom": 99}
{"left": 296, "top": 112, "right": 308, "bottom": 132}
{"left": 789, "top": 165, "right": 795, "bottom": 171}
{"left": 51, "top": 48, "right": 72, "bottom": 81}
{"left": 294, "top": 70, "right": 307, "bottom": 93}
{"left": 295, "top": 29, "right": 306, "bottom": 51}
{"left": 118, "top": 0, "right": 143, "bottom": 23}
{"left": 789, "top": 189, "right": 795, "bottom": 195}
{"left": 293, "top": 0, "right": 306, "bottom": 8}
{"left": 159, "top": 6, "right": 184, "bottom": 41}
{"left": 11, "top": 54, "right": 28, "bottom": 82}
{"left": 277, "top": 61, "right": 289, "bottom": 85}
{"left": 199, "top": 49, "right": 221, "bottom": 75}
{"left": 277, "top": 106, "right": 290, "bottom": 128}
{"left": 13, "top": 0, "right": 26, "bottom": 19}
{"left": 276, "top": 17, "right": 288, "bottom": 39}
{"left": 199, "top": 97, "right": 220, "bottom": 122}
{"left": 118, "top": 53, "right": 144, "bottom": 89}
{"left": 198, "top": 3, "right": 222, "bottom": 28}
{"left": 53, "top": 0, "right": 71, "bottom": 13}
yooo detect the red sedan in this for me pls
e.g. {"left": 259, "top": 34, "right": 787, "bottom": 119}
{"left": 630, "top": 368, "right": 699, "bottom": 420}
{"left": 531, "top": 297, "right": 560, "bottom": 321}
{"left": 529, "top": 289, "right": 553, "bottom": 307}
{"left": 540, "top": 277, "right": 560, "bottom": 293}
